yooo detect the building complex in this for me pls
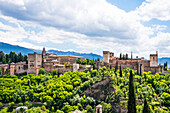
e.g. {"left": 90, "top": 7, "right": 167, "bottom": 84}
{"left": 0, "top": 48, "right": 165, "bottom": 75}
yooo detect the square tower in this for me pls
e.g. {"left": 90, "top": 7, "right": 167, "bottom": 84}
{"left": 103, "top": 51, "right": 110, "bottom": 63}
{"left": 150, "top": 51, "right": 158, "bottom": 67}
{"left": 27, "top": 53, "right": 42, "bottom": 75}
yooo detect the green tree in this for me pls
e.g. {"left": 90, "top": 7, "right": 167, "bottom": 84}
{"left": 101, "top": 102, "right": 112, "bottom": 113}
{"left": 76, "top": 58, "right": 82, "bottom": 64}
{"left": 2, "top": 56, "right": 6, "bottom": 64}
{"left": 164, "top": 62, "right": 168, "bottom": 71}
{"left": 123, "top": 54, "right": 125, "bottom": 60}
{"left": 0, "top": 68, "right": 2, "bottom": 75}
{"left": 85, "top": 105, "right": 94, "bottom": 113}
{"left": 128, "top": 70, "right": 136, "bottom": 113}
{"left": 82, "top": 59, "right": 87, "bottom": 65}
{"left": 0, "top": 102, "right": 3, "bottom": 110}
{"left": 39, "top": 68, "right": 46, "bottom": 75}
{"left": 7, "top": 102, "right": 15, "bottom": 112}
{"left": 17, "top": 52, "right": 24, "bottom": 62}
{"left": 52, "top": 69, "right": 57, "bottom": 76}
{"left": 56, "top": 110, "right": 64, "bottom": 113}
{"left": 126, "top": 53, "right": 128, "bottom": 60}
{"left": 120, "top": 53, "right": 122, "bottom": 60}
{"left": 120, "top": 65, "right": 122, "bottom": 77}
{"left": 61, "top": 105, "right": 78, "bottom": 113}
{"left": 131, "top": 51, "right": 133, "bottom": 59}
{"left": 64, "top": 62, "right": 69, "bottom": 67}
{"left": 115, "top": 61, "right": 118, "bottom": 73}
{"left": 142, "top": 98, "right": 151, "bottom": 113}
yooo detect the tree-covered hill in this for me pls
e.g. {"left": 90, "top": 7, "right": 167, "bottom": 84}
{"left": 0, "top": 67, "right": 169, "bottom": 113}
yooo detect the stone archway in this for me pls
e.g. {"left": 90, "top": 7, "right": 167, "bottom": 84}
{"left": 96, "top": 105, "right": 102, "bottom": 113}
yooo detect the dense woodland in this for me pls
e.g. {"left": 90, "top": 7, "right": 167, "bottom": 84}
{"left": 0, "top": 66, "right": 169, "bottom": 113}
{"left": 0, "top": 51, "right": 27, "bottom": 64}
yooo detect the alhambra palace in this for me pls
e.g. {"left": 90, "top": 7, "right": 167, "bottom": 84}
{"left": 0, "top": 48, "right": 165, "bottom": 75}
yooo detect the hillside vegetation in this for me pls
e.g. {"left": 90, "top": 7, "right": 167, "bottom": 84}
{"left": 0, "top": 67, "right": 169, "bottom": 113}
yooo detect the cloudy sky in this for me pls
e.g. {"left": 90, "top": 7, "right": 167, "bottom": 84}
{"left": 0, "top": 0, "right": 170, "bottom": 59}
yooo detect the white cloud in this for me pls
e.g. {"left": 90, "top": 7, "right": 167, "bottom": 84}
{"left": 0, "top": 0, "right": 170, "bottom": 59}
{"left": 135, "top": 0, "right": 170, "bottom": 21}
{"left": 0, "top": 0, "right": 152, "bottom": 39}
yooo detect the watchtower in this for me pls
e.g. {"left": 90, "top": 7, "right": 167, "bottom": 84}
{"left": 150, "top": 51, "right": 158, "bottom": 67}
{"left": 103, "top": 51, "right": 110, "bottom": 63}
{"left": 10, "top": 63, "right": 15, "bottom": 75}
{"left": 27, "top": 53, "right": 42, "bottom": 75}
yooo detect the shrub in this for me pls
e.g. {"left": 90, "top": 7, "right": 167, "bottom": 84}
{"left": 42, "top": 105, "right": 46, "bottom": 111}
{"left": 24, "top": 101, "right": 32, "bottom": 108}
{"left": 7, "top": 102, "right": 15, "bottom": 112}
{"left": 39, "top": 68, "right": 46, "bottom": 75}
{"left": 18, "top": 102, "right": 23, "bottom": 106}
{"left": 85, "top": 105, "right": 95, "bottom": 113}
{"left": 52, "top": 69, "right": 57, "bottom": 76}
{"left": 56, "top": 110, "right": 64, "bottom": 113}
{"left": 0, "top": 102, "right": 3, "bottom": 109}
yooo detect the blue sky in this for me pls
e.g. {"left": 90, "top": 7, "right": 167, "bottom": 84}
{"left": 107, "top": 0, "right": 145, "bottom": 12}
{"left": 0, "top": 0, "right": 170, "bottom": 59}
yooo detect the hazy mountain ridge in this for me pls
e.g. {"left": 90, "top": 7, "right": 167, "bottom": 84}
{"left": 0, "top": 42, "right": 102, "bottom": 60}
{"left": 0, "top": 42, "right": 170, "bottom": 65}
{"left": 47, "top": 50, "right": 102, "bottom": 60}
{"left": 0, "top": 42, "right": 38, "bottom": 55}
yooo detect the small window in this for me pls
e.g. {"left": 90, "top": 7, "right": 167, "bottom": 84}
{"left": 153, "top": 57, "right": 155, "bottom": 60}
{"left": 18, "top": 66, "right": 20, "bottom": 70}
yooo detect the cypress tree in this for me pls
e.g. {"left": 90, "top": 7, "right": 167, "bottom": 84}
{"left": 120, "top": 64, "right": 122, "bottom": 77}
{"left": 128, "top": 70, "right": 136, "bottom": 113}
{"left": 123, "top": 54, "right": 125, "bottom": 60}
{"left": 120, "top": 53, "right": 122, "bottom": 60}
{"left": 115, "top": 61, "right": 118, "bottom": 73}
{"left": 142, "top": 98, "right": 150, "bottom": 113}
{"left": 131, "top": 51, "right": 133, "bottom": 59}
{"left": 126, "top": 53, "right": 128, "bottom": 60}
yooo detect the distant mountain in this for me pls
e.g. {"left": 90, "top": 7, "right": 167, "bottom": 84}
{"left": 158, "top": 57, "right": 170, "bottom": 68}
{"left": 1, "top": 42, "right": 170, "bottom": 63}
{"left": 47, "top": 50, "right": 103, "bottom": 60}
{"left": 0, "top": 42, "right": 102, "bottom": 60}
{"left": 0, "top": 42, "right": 40, "bottom": 55}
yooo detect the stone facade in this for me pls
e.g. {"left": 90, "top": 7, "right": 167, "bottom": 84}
{"left": 27, "top": 53, "right": 42, "bottom": 75}
{"left": 42, "top": 48, "right": 85, "bottom": 73}
{"left": 0, "top": 49, "right": 165, "bottom": 75}
{"left": 1, "top": 48, "right": 85, "bottom": 75}
{"left": 0, "top": 64, "right": 9, "bottom": 75}
{"left": 102, "top": 51, "right": 164, "bottom": 74}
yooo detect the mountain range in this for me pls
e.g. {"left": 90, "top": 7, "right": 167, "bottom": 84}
{"left": 0, "top": 42, "right": 102, "bottom": 60}
{"left": 0, "top": 42, "right": 169, "bottom": 67}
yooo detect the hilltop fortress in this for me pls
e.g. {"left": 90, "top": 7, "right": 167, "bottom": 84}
{"left": 0, "top": 48, "right": 164, "bottom": 75}
{"left": 101, "top": 51, "right": 164, "bottom": 75}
